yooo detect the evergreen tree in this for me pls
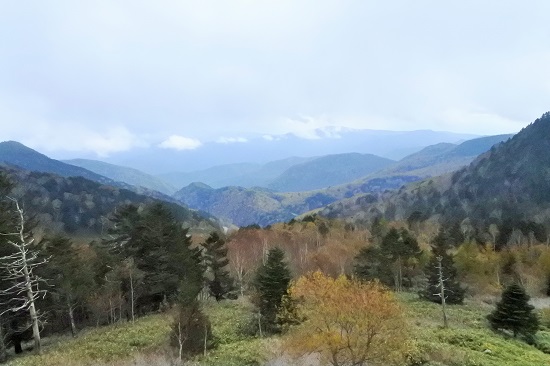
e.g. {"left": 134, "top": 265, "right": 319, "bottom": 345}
{"left": 254, "top": 247, "right": 291, "bottom": 333}
{"left": 488, "top": 283, "right": 539, "bottom": 340}
{"left": 0, "top": 173, "right": 14, "bottom": 361}
{"left": 103, "top": 203, "right": 204, "bottom": 311}
{"left": 355, "top": 227, "right": 421, "bottom": 290}
{"left": 421, "top": 228, "right": 465, "bottom": 304}
{"left": 354, "top": 246, "right": 393, "bottom": 286}
{"left": 40, "top": 235, "right": 95, "bottom": 337}
{"left": 202, "top": 232, "right": 236, "bottom": 301}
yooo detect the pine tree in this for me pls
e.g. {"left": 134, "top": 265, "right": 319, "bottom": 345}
{"left": 421, "top": 228, "right": 465, "bottom": 304}
{"left": 488, "top": 283, "right": 539, "bottom": 340}
{"left": 202, "top": 232, "right": 236, "bottom": 301}
{"left": 254, "top": 247, "right": 291, "bottom": 334}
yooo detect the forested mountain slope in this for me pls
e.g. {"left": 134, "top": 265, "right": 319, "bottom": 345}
{"left": 1, "top": 166, "right": 217, "bottom": 236}
{"left": 320, "top": 113, "right": 550, "bottom": 245}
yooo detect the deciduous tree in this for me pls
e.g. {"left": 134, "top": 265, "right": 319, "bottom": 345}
{"left": 284, "top": 271, "right": 410, "bottom": 366}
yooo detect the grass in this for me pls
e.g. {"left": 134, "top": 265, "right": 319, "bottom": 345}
{"left": 7, "top": 299, "right": 270, "bottom": 366}
{"left": 400, "top": 293, "right": 550, "bottom": 366}
{"left": 7, "top": 294, "right": 550, "bottom": 366}
{"left": 7, "top": 314, "right": 171, "bottom": 366}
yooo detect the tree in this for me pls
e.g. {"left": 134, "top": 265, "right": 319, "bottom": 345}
{"left": 487, "top": 283, "right": 539, "bottom": 340}
{"left": 202, "top": 232, "right": 236, "bottom": 301}
{"left": 354, "top": 228, "right": 421, "bottom": 291}
{"left": 284, "top": 271, "right": 410, "bottom": 366}
{"left": 0, "top": 198, "right": 48, "bottom": 354}
{"left": 40, "top": 235, "right": 95, "bottom": 337}
{"left": 421, "top": 228, "right": 465, "bottom": 304}
{"left": 0, "top": 173, "right": 14, "bottom": 361}
{"left": 104, "top": 203, "right": 204, "bottom": 312}
{"left": 253, "top": 247, "right": 291, "bottom": 334}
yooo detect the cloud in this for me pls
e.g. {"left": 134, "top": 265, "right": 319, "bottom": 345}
{"left": 159, "top": 135, "right": 202, "bottom": 150}
{"left": 271, "top": 116, "right": 349, "bottom": 140}
{"left": 0, "top": 0, "right": 548, "bottom": 160}
{"left": 216, "top": 136, "right": 248, "bottom": 144}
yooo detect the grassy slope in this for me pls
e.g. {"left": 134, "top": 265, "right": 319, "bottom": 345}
{"left": 7, "top": 300, "right": 269, "bottom": 366}
{"left": 403, "top": 293, "right": 550, "bottom": 366}
{"left": 8, "top": 295, "right": 550, "bottom": 366}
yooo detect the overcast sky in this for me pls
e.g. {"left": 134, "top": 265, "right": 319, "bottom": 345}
{"left": 1, "top": 1, "right": 549, "bottom": 158}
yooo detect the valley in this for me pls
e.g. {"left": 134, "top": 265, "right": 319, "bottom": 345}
{"left": 0, "top": 116, "right": 549, "bottom": 366}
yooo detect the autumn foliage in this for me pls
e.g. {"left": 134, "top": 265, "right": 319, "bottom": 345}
{"left": 284, "top": 271, "right": 410, "bottom": 366}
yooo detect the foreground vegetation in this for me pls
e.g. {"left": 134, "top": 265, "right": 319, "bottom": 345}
{"left": 7, "top": 293, "right": 550, "bottom": 366}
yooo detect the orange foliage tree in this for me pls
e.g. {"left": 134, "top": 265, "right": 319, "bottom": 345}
{"left": 283, "top": 271, "right": 410, "bottom": 366}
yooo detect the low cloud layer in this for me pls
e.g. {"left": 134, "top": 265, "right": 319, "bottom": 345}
{"left": 159, "top": 135, "right": 202, "bottom": 151}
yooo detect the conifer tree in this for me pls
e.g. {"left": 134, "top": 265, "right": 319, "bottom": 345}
{"left": 202, "top": 232, "right": 236, "bottom": 301}
{"left": 254, "top": 247, "right": 291, "bottom": 334}
{"left": 40, "top": 235, "right": 95, "bottom": 337}
{"left": 355, "top": 227, "right": 420, "bottom": 290}
{"left": 488, "top": 283, "right": 539, "bottom": 340}
{"left": 421, "top": 228, "right": 465, "bottom": 304}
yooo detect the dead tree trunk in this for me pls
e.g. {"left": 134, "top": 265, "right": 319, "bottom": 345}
{"left": 0, "top": 198, "right": 48, "bottom": 354}
{"left": 436, "top": 256, "right": 448, "bottom": 328}
{"left": 67, "top": 298, "right": 77, "bottom": 337}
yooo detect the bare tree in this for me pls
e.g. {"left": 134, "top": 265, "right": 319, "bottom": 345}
{"left": 0, "top": 198, "right": 48, "bottom": 354}
{"left": 435, "top": 256, "right": 448, "bottom": 328}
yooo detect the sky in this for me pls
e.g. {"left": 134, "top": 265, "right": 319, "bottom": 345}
{"left": 0, "top": 0, "right": 549, "bottom": 159}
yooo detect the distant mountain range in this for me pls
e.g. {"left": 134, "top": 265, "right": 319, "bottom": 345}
{"left": 159, "top": 156, "right": 315, "bottom": 189}
{"left": 0, "top": 130, "right": 514, "bottom": 228}
{"left": 320, "top": 113, "right": 550, "bottom": 246}
{"left": 172, "top": 134, "right": 511, "bottom": 226}
{"left": 103, "top": 129, "right": 479, "bottom": 173}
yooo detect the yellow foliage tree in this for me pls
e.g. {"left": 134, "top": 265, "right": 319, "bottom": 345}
{"left": 283, "top": 271, "right": 410, "bottom": 366}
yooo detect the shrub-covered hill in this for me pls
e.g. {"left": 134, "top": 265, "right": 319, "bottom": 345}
{"left": 1, "top": 166, "right": 218, "bottom": 236}
{"left": 321, "top": 113, "right": 550, "bottom": 244}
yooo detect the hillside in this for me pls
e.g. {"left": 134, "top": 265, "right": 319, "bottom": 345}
{"left": 64, "top": 158, "right": 177, "bottom": 195}
{"left": 173, "top": 183, "right": 311, "bottom": 227}
{"left": 320, "top": 113, "right": 550, "bottom": 245}
{"left": 1, "top": 166, "right": 217, "bottom": 236}
{"left": 0, "top": 141, "right": 117, "bottom": 185}
{"left": 267, "top": 153, "right": 395, "bottom": 192}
